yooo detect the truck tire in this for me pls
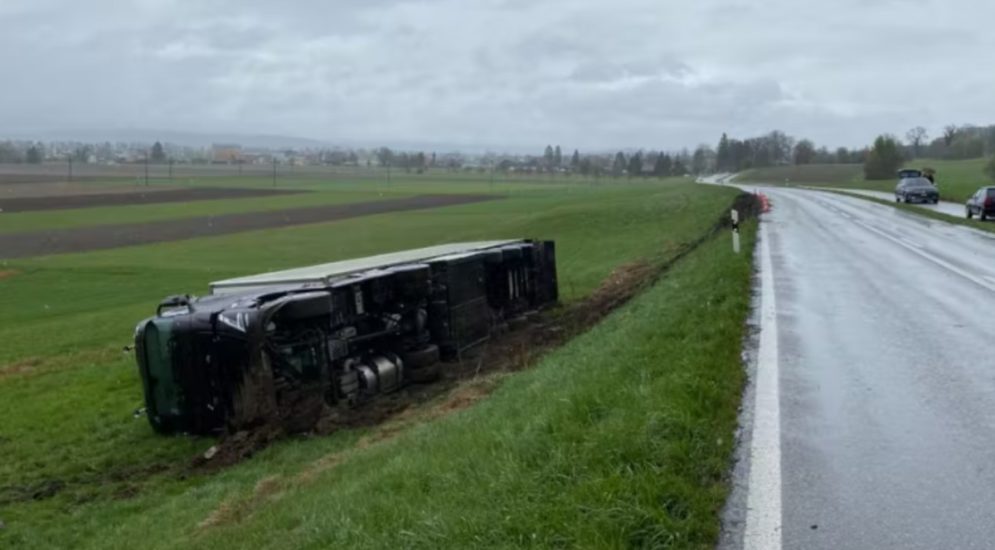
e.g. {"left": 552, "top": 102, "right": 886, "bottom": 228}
{"left": 403, "top": 344, "right": 440, "bottom": 369}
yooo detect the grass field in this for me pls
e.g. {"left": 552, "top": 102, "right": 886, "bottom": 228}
{"left": 0, "top": 172, "right": 650, "bottom": 234}
{"left": 0, "top": 189, "right": 396, "bottom": 234}
{"left": 735, "top": 158, "right": 993, "bottom": 203}
{"left": 0, "top": 178, "right": 754, "bottom": 548}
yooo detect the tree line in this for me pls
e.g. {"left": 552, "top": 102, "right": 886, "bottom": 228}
{"left": 525, "top": 144, "right": 719, "bottom": 178}
{"left": 715, "top": 131, "right": 867, "bottom": 173}
{"left": 6, "top": 123, "right": 995, "bottom": 183}
{"left": 904, "top": 124, "right": 995, "bottom": 161}
{"left": 0, "top": 141, "right": 45, "bottom": 164}
{"left": 862, "top": 124, "right": 995, "bottom": 180}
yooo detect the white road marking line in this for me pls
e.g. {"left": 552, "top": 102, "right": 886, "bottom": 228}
{"left": 744, "top": 221, "right": 782, "bottom": 550}
{"left": 897, "top": 237, "right": 923, "bottom": 249}
{"left": 852, "top": 218, "right": 995, "bottom": 294}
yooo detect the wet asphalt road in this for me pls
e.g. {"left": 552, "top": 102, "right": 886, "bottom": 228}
{"left": 729, "top": 187, "right": 995, "bottom": 549}
{"left": 810, "top": 187, "right": 967, "bottom": 218}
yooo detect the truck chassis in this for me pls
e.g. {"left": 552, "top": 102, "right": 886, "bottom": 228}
{"left": 134, "top": 240, "right": 558, "bottom": 435}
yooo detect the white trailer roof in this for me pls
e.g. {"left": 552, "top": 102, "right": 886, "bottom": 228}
{"left": 210, "top": 240, "right": 521, "bottom": 295}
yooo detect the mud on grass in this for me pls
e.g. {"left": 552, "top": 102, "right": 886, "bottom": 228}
{"left": 0, "top": 461, "right": 170, "bottom": 508}
{"left": 195, "top": 192, "right": 761, "bottom": 470}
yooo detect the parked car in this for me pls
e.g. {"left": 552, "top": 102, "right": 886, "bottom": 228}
{"left": 895, "top": 177, "right": 939, "bottom": 204}
{"left": 965, "top": 186, "right": 995, "bottom": 220}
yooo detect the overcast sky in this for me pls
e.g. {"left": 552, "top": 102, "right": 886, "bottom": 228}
{"left": 1, "top": 0, "right": 993, "bottom": 151}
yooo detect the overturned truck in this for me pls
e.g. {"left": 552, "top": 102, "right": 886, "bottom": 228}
{"left": 134, "top": 240, "right": 558, "bottom": 435}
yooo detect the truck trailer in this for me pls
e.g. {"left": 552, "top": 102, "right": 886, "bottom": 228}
{"left": 134, "top": 240, "right": 558, "bottom": 435}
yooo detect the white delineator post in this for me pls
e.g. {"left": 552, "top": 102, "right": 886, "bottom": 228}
{"left": 731, "top": 209, "right": 741, "bottom": 254}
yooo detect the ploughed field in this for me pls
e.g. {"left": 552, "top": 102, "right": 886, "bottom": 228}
{"left": 0, "top": 186, "right": 304, "bottom": 212}
{"left": 0, "top": 175, "right": 756, "bottom": 548}
{"left": 0, "top": 194, "right": 492, "bottom": 258}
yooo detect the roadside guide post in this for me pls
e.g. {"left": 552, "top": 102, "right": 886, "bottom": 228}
{"left": 731, "top": 209, "right": 741, "bottom": 254}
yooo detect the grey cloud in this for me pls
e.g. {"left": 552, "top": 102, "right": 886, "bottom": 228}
{"left": 2, "top": 0, "right": 994, "bottom": 150}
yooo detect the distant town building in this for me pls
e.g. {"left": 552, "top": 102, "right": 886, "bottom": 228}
{"left": 211, "top": 144, "right": 243, "bottom": 164}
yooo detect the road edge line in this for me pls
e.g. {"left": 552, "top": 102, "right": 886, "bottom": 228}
{"left": 743, "top": 220, "right": 782, "bottom": 550}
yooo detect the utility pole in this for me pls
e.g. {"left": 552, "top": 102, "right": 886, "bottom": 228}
{"left": 272, "top": 158, "right": 277, "bottom": 187}
{"left": 67, "top": 155, "right": 73, "bottom": 183}
{"left": 144, "top": 151, "right": 150, "bottom": 186}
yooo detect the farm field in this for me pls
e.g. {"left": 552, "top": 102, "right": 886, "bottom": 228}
{"left": 0, "top": 176, "right": 755, "bottom": 548}
{"left": 0, "top": 187, "right": 305, "bottom": 213}
{"left": 0, "top": 168, "right": 634, "bottom": 234}
{"left": 0, "top": 194, "right": 493, "bottom": 258}
{"left": 735, "top": 158, "right": 991, "bottom": 203}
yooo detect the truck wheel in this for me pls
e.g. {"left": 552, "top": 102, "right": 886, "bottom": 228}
{"left": 402, "top": 344, "right": 440, "bottom": 369}
{"left": 406, "top": 363, "right": 441, "bottom": 383}
{"left": 967, "top": 208, "right": 974, "bottom": 219}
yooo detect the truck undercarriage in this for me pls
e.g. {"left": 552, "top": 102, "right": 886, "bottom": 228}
{"left": 134, "top": 240, "right": 558, "bottom": 435}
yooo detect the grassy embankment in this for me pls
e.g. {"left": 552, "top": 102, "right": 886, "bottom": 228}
{"left": 0, "top": 179, "right": 755, "bottom": 548}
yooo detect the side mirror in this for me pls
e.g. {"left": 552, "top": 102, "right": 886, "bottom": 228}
{"left": 157, "top": 294, "right": 193, "bottom": 317}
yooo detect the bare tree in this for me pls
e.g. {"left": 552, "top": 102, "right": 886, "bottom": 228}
{"left": 375, "top": 147, "right": 394, "bottom": 167}
{"left": 943, "top": 125, "right": 958, "bottom": 147}
{"left": 905, "top": 127, "right": 928, "bottom": 158}
{"left": 765, "top": 130, "right": 795, "bottom": 165}
{"left": 793, "top": 139, "right": 816, "bottom": 165}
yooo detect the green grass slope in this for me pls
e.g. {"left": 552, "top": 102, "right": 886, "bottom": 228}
{"left": 163, "top": 225, "right": 756, "bottom": 550}
{"left": 0, "top": 181, "right": 752, "bottom": 548}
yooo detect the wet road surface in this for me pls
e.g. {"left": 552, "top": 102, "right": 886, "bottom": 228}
{"left": 811, "top": 187, "right": 967, "bottom": 218}
{"left": 726, "top": 187, "right": 995, "bottom": 550}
